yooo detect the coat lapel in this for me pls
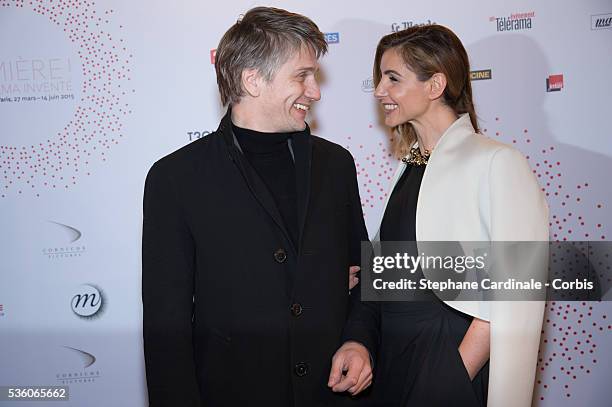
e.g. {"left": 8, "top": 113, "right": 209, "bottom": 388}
{"left": 220, "top": 110, "right": 297, "bottom": 254}
{"left": 415, "top": 113, "right": 474, "bottom": 242}
{"left": 291, "top": 128, "right": 312, "bottom": 254}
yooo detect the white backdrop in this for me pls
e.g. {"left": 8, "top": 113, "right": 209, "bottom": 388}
{"left": 1, "top": 0, "right": 611, "bottom": 406}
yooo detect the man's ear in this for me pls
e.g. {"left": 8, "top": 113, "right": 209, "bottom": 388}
{"left": 428, "top": 72, "right": 447, "bottom": 100}
{"left": 241, "top": 68, "right": 262, "bottom": 97}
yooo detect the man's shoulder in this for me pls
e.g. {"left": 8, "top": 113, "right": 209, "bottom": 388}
{"left": 148, "top": 131, "right": 223, "bottom": 177}
{"left": 311, "top": 134, "right": 354, "bottom": 163}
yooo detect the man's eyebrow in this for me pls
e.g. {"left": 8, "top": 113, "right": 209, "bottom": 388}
{"left": 295, "top": 66, "right": 318, "bottom": 73}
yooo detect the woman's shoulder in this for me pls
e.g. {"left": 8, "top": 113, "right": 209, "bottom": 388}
{"left": 462, "top": 132, "right": 529, "bottom": 165}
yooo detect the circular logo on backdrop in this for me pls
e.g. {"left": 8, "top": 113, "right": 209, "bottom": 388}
{"left": 71, "top": 284, "right": 104, "bottom": 318}
{"left": 0, "top": 2, "right": 134, "bottom": 198}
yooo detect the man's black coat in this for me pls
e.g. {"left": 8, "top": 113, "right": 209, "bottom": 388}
{"left": 142, "top": 111, "right": 368, "bottom": 407}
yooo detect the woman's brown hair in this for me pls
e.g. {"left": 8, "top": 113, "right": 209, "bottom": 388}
{"left": 373, "top": 25, "right": 479, "bottom": 158}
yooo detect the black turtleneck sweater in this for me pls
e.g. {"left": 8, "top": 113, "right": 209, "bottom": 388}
{"left": 232, "top": 123, "right": 304, "bottom": 248}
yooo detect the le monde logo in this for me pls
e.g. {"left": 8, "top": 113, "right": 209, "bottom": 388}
{"left": 391, "top": 19, "right": 436, "bottom": 33}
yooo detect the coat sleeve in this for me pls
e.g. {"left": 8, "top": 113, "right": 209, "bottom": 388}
{"left": 142, "top": 161, "right": 201, "bottom": 406}
{"left": 487, "top": 147, "right": 549, "bottom": 407}
{"left": 346, "top": 153, "right": 369, "bottom": 267}
{"left": 342, "top": 153, "right": 381, "bottom": 362}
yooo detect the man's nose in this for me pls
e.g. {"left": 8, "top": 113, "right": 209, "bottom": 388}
{"left": 305, "top": 79, "right": 321, "bottom": 101}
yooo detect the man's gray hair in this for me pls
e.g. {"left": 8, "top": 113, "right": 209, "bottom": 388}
{"left": 215, "top": 7, "right": 327, "bottom": 106}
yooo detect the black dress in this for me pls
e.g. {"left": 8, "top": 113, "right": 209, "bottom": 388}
{"left": 369, "top": 162, "right": 489, "bottom": 407}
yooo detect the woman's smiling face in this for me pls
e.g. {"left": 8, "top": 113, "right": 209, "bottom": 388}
{"left": 374, "top": 48, "right": 432, "bottom": 128}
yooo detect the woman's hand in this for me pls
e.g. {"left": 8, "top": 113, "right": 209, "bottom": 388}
{"left": 458, "top": 318, "right": 490, "bottom": 380}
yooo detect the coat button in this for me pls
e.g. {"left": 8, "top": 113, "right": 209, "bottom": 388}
{"left": 274, "top": 248, "right": 287, "bottom": 263}
{"left": 294, "top": 362, "right": 309, "bottom": 377}
{"left": 290, "top": 303, "right": 303, "bottom": 317}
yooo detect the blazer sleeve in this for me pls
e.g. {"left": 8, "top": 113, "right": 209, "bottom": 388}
{"left": 487, "top": 147, "right": 549, "bottom": 407}
{"left": 342, "top": 153, "right": 380, "bottom": 362}
{"left": 142, "top": 162, "right": 201, "bottom": 406}
{"left": 346, "top": 153, "right": 369, "bottom": 267}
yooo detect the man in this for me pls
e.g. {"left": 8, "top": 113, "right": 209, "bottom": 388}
{"left": 142, "top": 7, "right": 371, "bottom": 407}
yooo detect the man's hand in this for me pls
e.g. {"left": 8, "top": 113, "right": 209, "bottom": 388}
{"left": 328, "top": 341, "right": 372, "bottom": 395}
{"left": 349, "top": 266, "right": 360, "bottom": 290}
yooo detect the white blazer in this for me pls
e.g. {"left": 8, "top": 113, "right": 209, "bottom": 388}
{"left": 374, "top": 114, "right": 549, "bottom": 407}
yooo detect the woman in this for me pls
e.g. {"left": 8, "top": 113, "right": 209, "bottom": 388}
{"left": 339, "top": 25, "right": 548, "bottom": 406}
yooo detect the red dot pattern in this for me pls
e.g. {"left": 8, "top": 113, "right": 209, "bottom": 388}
{"left": 345, "top": 127, "right": 396, "bottom": 216}
{"left": 0, "top": 0, "right": 134, "bottom": 199}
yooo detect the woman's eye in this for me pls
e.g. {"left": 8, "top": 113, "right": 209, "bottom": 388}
{"left": 389, "top": 76, "right": 398, "bottom": 82}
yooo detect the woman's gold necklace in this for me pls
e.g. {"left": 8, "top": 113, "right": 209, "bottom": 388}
{"left": 402, "top": 147, "right": 431, "bottom": 166}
